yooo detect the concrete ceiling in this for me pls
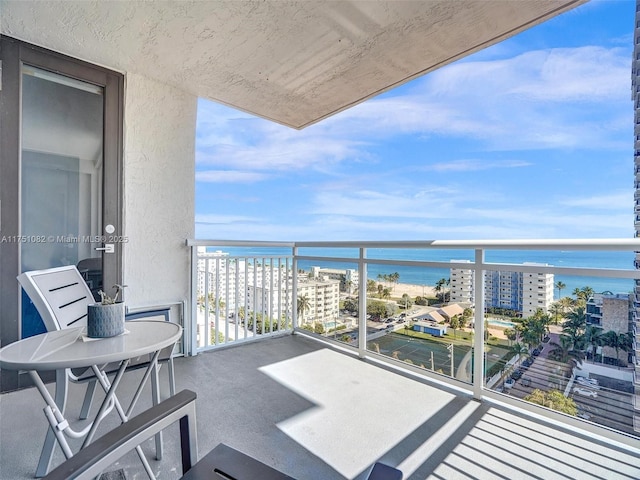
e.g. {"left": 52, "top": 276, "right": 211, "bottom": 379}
{"left": 1, "top": 0, "right": 585, "bottom": 129}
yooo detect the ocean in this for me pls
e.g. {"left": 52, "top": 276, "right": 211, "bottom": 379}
{"left": 205, "top": 246, "right": 637, "bottom": 296}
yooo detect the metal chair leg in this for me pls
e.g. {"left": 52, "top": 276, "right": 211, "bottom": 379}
{"left": 79, "top": 379, "right": 97, "bottom": 420}
{"left": 151, "top": 363, "right": 163, "bottom": 460}
{"left": 35, "top": 370, "right": 68, "bottom": 477}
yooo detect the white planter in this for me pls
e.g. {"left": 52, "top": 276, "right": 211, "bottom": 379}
{"left": 87, "top": 303, "right": 125, "bottom": 338}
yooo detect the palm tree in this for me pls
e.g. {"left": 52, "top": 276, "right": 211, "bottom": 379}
{"left": 504, "top": 328, "right": 517, "bottom": 346}
{"left": 435, "top": 278, "right": 447, "bottom": 303}
{"left": 555, "top": 281, "right": 566, "bottom": 301}
{"left": 382, "top": 288, "right": 391, "bottom": 300}
{"left": 583, "top": 325, "right": 603, "bottom": 361}
{"left": 390, "top": 272, "right": 400, "bottom": 292}
{"left": 345, "top": 279, "right": 353, "bottom": 295}
{"left": 548, "top": 335, "right": 584, "bottom": 370}
{"left": 600, "top": 331, "right": 633, "bottom": 367}
{"left": 572, "top": 286, "right": 594, "bottom": 306}
{"left": 519, "top": 310, "right": 549, "bottom": 348}
{"left": 297, "top": 294, "right": 311, "bottom": 324}
{"left": 449, "top": 314, "right": 462, "bottom": 338}
{"left": 509, "top": 342, "right": 529, "bottom": 367}
{"left": 401, "top": 293, "right": 411, "bottom": 311}
{"left": 562, "top": 306, "right": 586, "bottom": 347}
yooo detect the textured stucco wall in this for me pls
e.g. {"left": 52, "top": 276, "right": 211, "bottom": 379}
{"left": 123, "top": 73, "right": 196, "bottom": 308}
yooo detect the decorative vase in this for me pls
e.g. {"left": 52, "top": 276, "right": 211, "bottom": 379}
{"left": 87, "top": 302, "right": 125, "bottom": 338}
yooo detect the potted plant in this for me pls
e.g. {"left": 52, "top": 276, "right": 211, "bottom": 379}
{"left": 87, "top": 284, "right": 127, "bottom": 338}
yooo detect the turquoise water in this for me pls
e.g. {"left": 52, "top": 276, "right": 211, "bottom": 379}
{"left": 487, "top": 319, "right": 516, "bottom": 328}
{"left": 206, "top": 246, "right": 636, "bottom": 296}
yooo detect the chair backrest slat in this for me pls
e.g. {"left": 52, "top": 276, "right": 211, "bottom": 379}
{"left": 18, "top": 266, "right": 96, "bottom": 331}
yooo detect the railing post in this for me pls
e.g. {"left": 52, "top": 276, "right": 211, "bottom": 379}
{"left": 358, "top": 247, "right": 367, "bottom": 358}
{"left": 188, "top": 245, "right": 197, "bottom": 356}
{"left": 473, "top": 248, "right": 485, "bottom": 399}
{"left": 292, "top": 246, "right": 298, "bottom": 330}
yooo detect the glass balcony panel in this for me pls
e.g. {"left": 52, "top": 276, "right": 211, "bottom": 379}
{"left": 190, "top": 240, "right": 640, "bottom": 442}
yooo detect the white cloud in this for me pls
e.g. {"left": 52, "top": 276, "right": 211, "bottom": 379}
{"left": 196, "top": 44, "right": 631, "bottom": 178}
{"left": 196, "top": 170, "right": 271, "bottom": 183}
{"left": 559, "top": 191, "right": 632, "bottom": 209}
{"left": 195, "top": 213, "right": 262, "bottom": 225}
{"left": 194, "top": 35, "right": 634, "bottom": 242}
{"left": 426, "top": 160, "right": 531, "bottom": 173}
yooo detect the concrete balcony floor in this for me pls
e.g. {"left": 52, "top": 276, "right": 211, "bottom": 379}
{"left": 1, "top": 333, "right": 639, "bottom": 480}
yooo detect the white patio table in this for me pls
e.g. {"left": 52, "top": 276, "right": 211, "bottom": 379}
{"left": 0, "top": 320, "right": 182, "bottom": 478}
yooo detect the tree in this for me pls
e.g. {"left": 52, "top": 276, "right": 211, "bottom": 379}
{"left": 509, "top": 342, "right": 529, "bottom": 367}
{"left": 435, "top": 278, "right": 447, "bottom": 303}
{"left": 367, "top": 299, "right": 388, "bottom": 319}
{"left": 366, "top": 279, "right": 377, "bottom": 295}
{"left": 583, "top": 325, "right": 603, "bottom": 361}
{"left": 548, "top": 335, "right": 584, "bottom": 369}
{"left": 504, "top": 328, "right": 517, "bottom": 346}
{"left": 572, "top": 286, "right": 594, "bottom": 306}
{"left": 343, "top": 297, "right": 358, "bottom": 314}
{"left": 600, "top": 331, "right": 633, "bottom": 367}
{"left": 555, "top": 281, "right": 566, "bottom": 301}
{"left": 449, "top": 315, "right": 463, "bottom": 338}
{"left": 414, "top": 296, "right": 428, "bottom": 306}
{"left": 390, "top": 272, "right": 400, "bottom": 292}
{"left": 297, "top": 295, "right": 311, "bottom": 323}
{"left": 345, "top": 279, "right": 353, "bottom": 294}
{"left": 562, "top": 306, "right": 586, "bottom": 347}
{"left": 401, "top": 293, "right": 412, "bottom": 310}
{"left": 519, "top": 310, "right": 549, "bottom": 348}
{"left": 549, "top": 302, "right": 563, "bottom": 326}
{"left": 381, "top": 288, "right": 391, "bottom": 300}
{"left": 524, "top": 389, "right": 578, "bottom": 416}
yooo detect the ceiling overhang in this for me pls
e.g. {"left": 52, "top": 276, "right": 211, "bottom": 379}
{"left": 1, "top": 0, "right": 586, "bottom": 129}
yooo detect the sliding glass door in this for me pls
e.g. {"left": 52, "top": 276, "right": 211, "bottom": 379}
{"left": 0, "top": 36, "right": 124, "bottom": 391}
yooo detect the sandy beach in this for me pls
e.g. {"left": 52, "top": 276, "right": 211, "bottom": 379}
{"left": 378, "top": 281, "right": 437, "bottom": 298}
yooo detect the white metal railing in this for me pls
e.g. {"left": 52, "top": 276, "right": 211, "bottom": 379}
{"left": 187, "top": 238, "right": 640, "bottom": 448}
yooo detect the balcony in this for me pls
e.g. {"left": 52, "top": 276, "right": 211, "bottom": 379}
{"left": 2, "top": 334, "right": 639, "bottom": 480}
{"left": 3, "top": 238, "right": 640, "bottom": 478}
{"left": 190, "top": 239, "right": 640, "bottom": 441}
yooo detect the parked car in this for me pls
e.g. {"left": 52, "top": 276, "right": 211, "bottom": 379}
{"left": 576, "top": 375, "right": 599, "bottom": 386}
{"left": 532, "top": 349, "right": 540, "bottom": 356}
{"left": 504, "top": 378, "right": 515, "bottom": 389}
{"left": 522, "top": 358, "right": 533, "bottom": 368}
{"left": 577, "top": 409, "right": 593, "bottom": 420}
{"left": 573, "top": 387, "right": 598, "bottom": 398}
{"left": 576, "top": 377, "right": 600, "bottom": 390}
{"left": 511, "top": 370, "right": 523, "bottom": 380}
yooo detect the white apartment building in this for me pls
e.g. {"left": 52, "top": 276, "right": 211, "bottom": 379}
{"left": 310, "top": 266, "right": 359, "bottom": 294}
{"left": 197, "top": 249, "right": 339, "bottom": 324}
{"left": 450, "top": 261, "right": 554, "bottom": 317}
{"left": 297, "top": 276, "right": 341, "bottom": 325}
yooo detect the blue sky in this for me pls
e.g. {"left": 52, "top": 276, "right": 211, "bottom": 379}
{"left": 195, "top": 0, "right": 635, "bottom": 241}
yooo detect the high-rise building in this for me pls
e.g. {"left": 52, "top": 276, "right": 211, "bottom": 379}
{"left": 196, "top": 249, "right": 340, "bottom": 325}
{"left": 450, "top": 261, "right": 554, "bottom": 317}
{"left": 632, "top": 0, "right": 640, "bottom": 417}
{"left": 586, "top": 293, "right": 632, "bottom": 365}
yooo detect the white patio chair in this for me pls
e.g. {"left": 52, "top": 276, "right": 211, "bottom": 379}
{"left": 18, "top": 265, "right": 176, "bottom": 476}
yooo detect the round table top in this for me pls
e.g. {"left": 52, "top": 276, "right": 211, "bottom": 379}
{"left": 0, "top": 321, "right": 182, "bottom": 371}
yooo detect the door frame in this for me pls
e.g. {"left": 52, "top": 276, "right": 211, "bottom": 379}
{"left": 0, "top": 36, "right": 124, "bottom": 391}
